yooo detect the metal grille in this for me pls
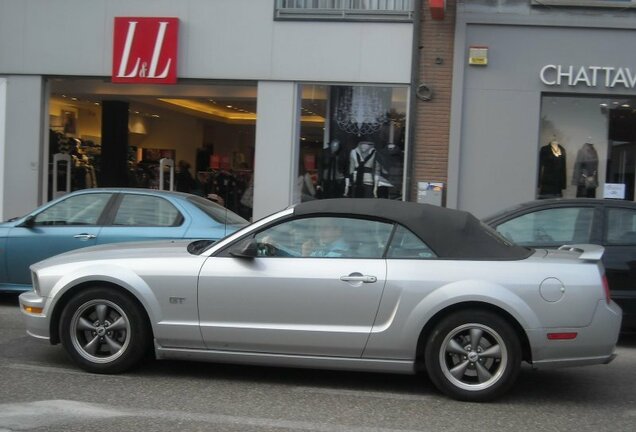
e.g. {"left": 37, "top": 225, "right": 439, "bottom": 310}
{"left": 275, "top": 0, "right": 414, "bottom": 21}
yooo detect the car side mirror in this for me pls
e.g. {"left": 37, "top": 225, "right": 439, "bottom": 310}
{"left": 18, "top": 215, "right": 36, "bottom": 228}
{"left": 229, "top": 238, "right": 259, "bottom": 258}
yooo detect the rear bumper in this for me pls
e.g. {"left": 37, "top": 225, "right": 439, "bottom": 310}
{"left": 18, "top": 290, "right": 51, "bottom": 341}
{"left": 528, "top": 299, "right": 622, "bottom": 369}
{"left": 612, "top": 295, "right": 636, "bottom": 330}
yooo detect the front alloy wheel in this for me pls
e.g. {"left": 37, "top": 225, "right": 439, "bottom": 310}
{"left": 69, "top": 299, "right": 131, "bottom": 364}
{"left": 425, "top": 310, "right": 521, "bottom": 401}
{"left": 60, "top": 287, "right": 150, "bottom": 373}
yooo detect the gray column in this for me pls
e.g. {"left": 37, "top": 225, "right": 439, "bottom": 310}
{"left": 252, "top": 81, "right": 299, "bottom": 220}
{"left": 0, "top": 76, "right": 44, "bottom": 220}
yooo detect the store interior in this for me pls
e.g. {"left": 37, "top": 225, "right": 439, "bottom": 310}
{"left": 47, "top": 79, "right": 407, "bottom": 219}
{"left": 539, "top": 94, "right": 636, "bottom": 201}
{"left": 48, "top": 79, "right": 260, "bottom": 218}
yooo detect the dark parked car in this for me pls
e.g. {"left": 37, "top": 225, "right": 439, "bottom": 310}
{"left": 484, "top": 198, "right": 636, "bottom": 330}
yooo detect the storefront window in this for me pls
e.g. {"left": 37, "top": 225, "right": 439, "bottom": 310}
{"left": 538, "top": 94, "right": 636, "bottom": 201}
{"left": 297, "top": 84, "right": 408, "bottom": 203}
{"left": 47, "top": 79, "right": 257, "bottom": 220}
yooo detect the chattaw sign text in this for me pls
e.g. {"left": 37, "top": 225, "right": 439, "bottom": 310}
{"left": 540, "top": 64, "right": 636, "bottom": 89}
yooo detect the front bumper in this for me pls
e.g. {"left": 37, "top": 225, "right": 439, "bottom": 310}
{"left": 18, "top": 290, "right": 51, "bottom": 341}
{"left": 528, "top": 299, "right": 622, "bottom": 369}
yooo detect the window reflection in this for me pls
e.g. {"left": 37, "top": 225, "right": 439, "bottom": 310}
{"left": 496, "top": 207, "right": 593, "bottom": 246}
{"left": 254, "top": 217, "right": 393, "bottom": 258}
{"left": 35, "top": 193, "right": 111, "bottom": 226}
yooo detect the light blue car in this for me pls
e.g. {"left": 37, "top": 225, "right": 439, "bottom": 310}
{"left": 0, "top": 188, "right": 247, "bottom": 292}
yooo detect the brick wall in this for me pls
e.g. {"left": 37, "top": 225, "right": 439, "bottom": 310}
{"left": 410, "top": 0, "right": 456, "bottom": 202}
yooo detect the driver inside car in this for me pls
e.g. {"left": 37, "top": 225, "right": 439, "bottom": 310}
{"left": 302, "top": 220, "right": 347, "bottom": 257}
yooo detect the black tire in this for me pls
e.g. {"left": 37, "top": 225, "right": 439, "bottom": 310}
{"left": 59, "top": 287, "right": 151, "bottom": 374}
{"left": 424, "top": 310, "right": 521, "bottom": 402}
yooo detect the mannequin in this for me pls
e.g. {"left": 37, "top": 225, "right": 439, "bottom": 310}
{"left": 376, "top": 143, "right": 404, "bottom": 199}
{"left": 319, "top": 139, "right": 346, "bottom": 199}
{"left": 345, "top": 141, "right": 378, "bottom": 198}
{"left": 538, "top": 139, "right": 567, "bottom": 198}
{"left": 572, "top": 142, "right": 599, "bottom": 198}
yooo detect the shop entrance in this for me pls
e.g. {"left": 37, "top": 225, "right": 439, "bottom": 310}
{"left": 608, "top": 103, "right": 636, "bottom": 201}
{"left": 47, "top": 79, "right": 257, "bottom": 219}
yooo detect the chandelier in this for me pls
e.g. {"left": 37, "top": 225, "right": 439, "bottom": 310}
{"left": 335, "top": 86, "right": 388, "bottom": 136}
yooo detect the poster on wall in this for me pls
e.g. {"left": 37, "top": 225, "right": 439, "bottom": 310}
{"left": 141, "top": 148, "right": 175, "bottom": 162}
{"left": 604, "top": 183, "right": 626, "bottom": 199}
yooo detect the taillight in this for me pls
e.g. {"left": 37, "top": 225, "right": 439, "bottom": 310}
{"left": 602, "top": 274, "right": 611, "bottom": 305}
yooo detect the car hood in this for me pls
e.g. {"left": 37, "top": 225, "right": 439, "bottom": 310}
{"left": 30, "top": 239, "right": 195, "bottom": 271}
{"left": 0, "top": 219, "right": 19, "bottom": 228}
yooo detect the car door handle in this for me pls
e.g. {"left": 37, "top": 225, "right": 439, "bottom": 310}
{"left": 340, "top": 274, "right": 377, "bottom": 283}
{"left": 74, "top": 234, "right": 96, "bottom": 241}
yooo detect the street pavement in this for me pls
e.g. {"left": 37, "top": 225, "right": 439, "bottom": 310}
{"left": 1, "top": 293, "right": 635, "bottom": 432}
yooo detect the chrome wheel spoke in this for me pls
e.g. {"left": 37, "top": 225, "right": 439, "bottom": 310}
{"left": 480, "top": 344, "right": 501, "bottom": 359}
{"left": 95, "top": 304, "right": 108, "bottom": 324}
{"left": 104, "top": 335, "right": 122, "bottom": 353}
{"left": 77, "top": 317, "right": 95, "bottom": 332}
{"left": 108, "top": 317, "right": 126, "bottom": 332}
{"left": 475, "top": 361, "right": 493, "bottom": 383}
{"left": 84, "top": 335, "right": 101, "bottom": 355}
{"left": 470, "top": 328, "right": 483, "bottom": 351}
{"left": 446, "top": 338, "right": 468, "bottom": 356}
{"left": 449, "top": 360, "right": 470, "bottom": 380}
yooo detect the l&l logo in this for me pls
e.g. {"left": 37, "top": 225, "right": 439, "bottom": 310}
{"left": 112, "top": 17, "right": 179, "bottom": 84}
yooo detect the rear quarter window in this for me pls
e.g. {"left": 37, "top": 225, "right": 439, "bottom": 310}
{"left": 606, "top": 207, "right": 636, "bottom": 244}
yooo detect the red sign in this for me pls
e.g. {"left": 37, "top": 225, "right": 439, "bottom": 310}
{"left": 112, "top": 17, "right": 179, "bottom": 84}
{"left": 429, "top": 0, "right": 445, "bottom": 20}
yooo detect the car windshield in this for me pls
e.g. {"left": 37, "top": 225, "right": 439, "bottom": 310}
{"left": 186, "top": 195, "right": 248, "bottom": 226}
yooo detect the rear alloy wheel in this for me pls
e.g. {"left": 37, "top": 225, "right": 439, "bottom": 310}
{"left": 424, "top": 310, "right": 521, "bottom": 402}
{"left": 59, "top": 287, "right": 150, "bottom": 373}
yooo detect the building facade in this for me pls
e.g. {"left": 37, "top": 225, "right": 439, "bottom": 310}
{"left": 450, "top": 0, "right": 636, "bottom": 217}
{"left": 0, "top": 0, "right": 418, "bottom": 221}
{"left": 412, "top": 0, "right": 456, "bottom": 202}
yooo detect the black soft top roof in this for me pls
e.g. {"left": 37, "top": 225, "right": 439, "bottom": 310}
{"left": 294, "top": 199, "right": 531, "bottom": 260}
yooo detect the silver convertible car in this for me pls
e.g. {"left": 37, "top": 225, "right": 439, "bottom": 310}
{"left": 19, "top": 199, "right": 621, "bottom": 401}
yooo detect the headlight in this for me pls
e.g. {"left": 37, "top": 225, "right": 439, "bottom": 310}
{"left": 31, "top": 271, "right": 40, "bottom": 296}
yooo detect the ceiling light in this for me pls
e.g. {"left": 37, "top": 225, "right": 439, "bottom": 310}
{"left": 226, "top": 105, "right": 233, "bottom": 108}
{"left": 622, "top": 104, "right": 631, "bottom": 108}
